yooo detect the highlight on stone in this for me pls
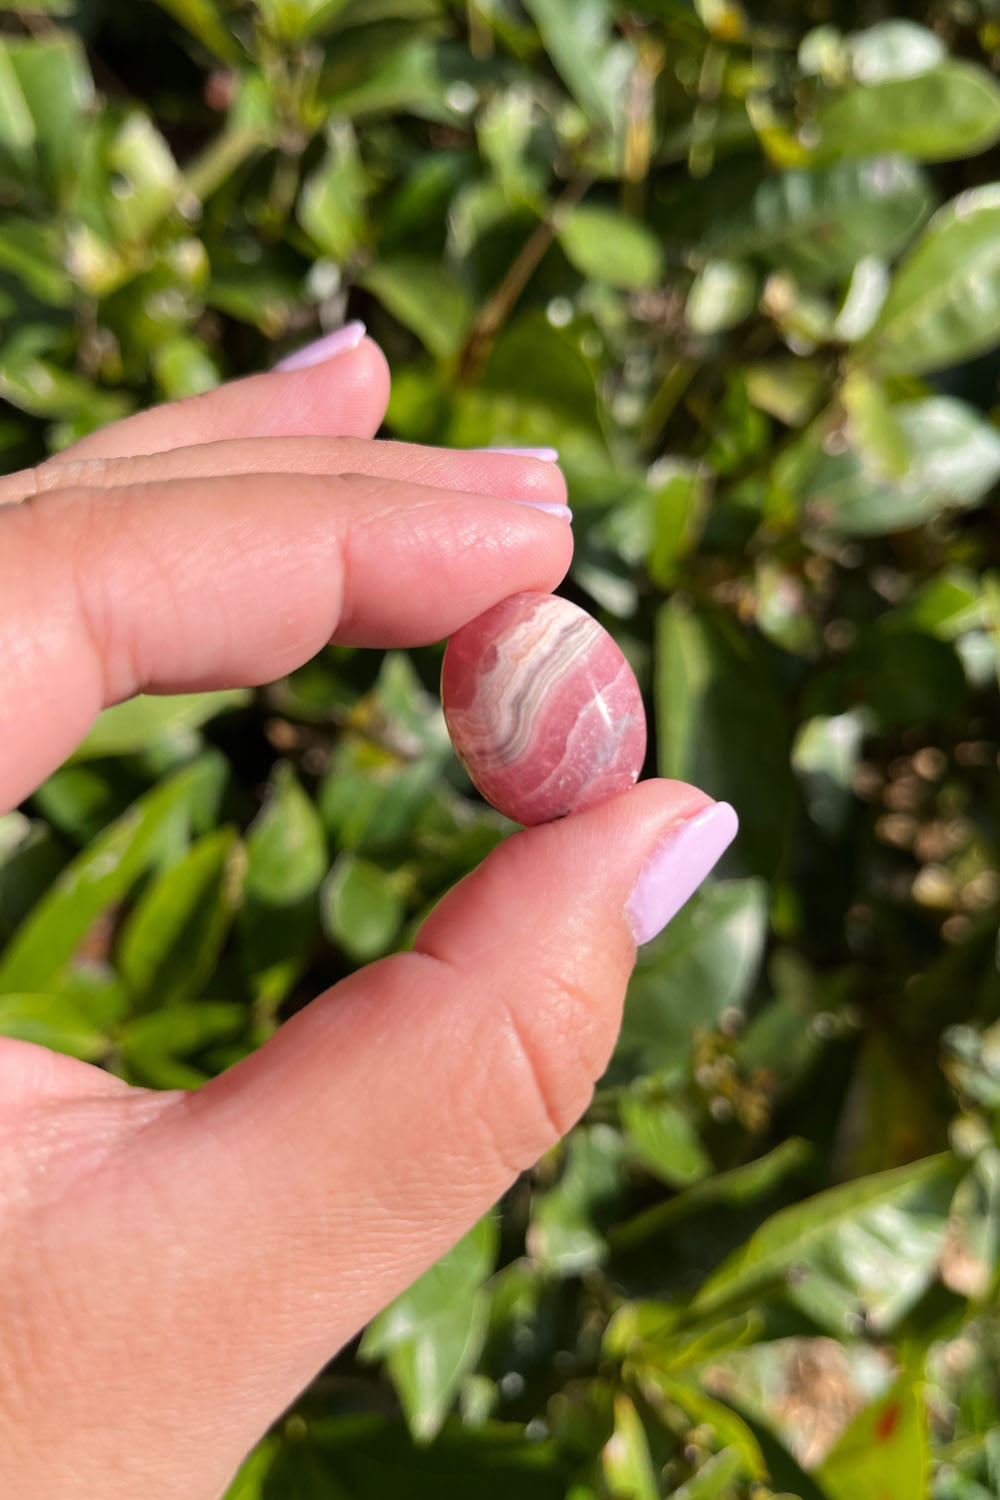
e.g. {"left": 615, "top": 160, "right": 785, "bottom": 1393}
{"left": 441, "top": 592, "right": 647, "bottom": 826}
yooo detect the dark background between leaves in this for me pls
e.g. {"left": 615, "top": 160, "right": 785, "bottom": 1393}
{"left": 1, "top": 0, "right": 999, "bottom": 1495}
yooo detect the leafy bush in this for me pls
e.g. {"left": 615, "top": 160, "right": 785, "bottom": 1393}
{"left": 2, "top": 0, "right": 1000, "bottom": 1495}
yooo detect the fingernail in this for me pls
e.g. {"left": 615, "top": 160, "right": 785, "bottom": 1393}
{"left": 483, "top": 446, "right": 560, "bottom": 462}
{"left": 510, "top": 498, "right": 572, "bottom": 520}
{"left": 626, "top": 802, "right": 738, "bottom": 946}
{"left": 275, "top": 321, "right": 367, "bottom": 372}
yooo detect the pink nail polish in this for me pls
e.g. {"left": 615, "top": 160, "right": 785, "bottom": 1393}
{"left": 510, "top": 498, "right": 572, "bottom": 520}
{"left": 626, "top": 802, "right": 738, "bottom": 946}
{"left": 275, "top": 321, "right": 366, "bottom": 371}
{"left": 485, "top": 446, "right": 560, "bottom": 462}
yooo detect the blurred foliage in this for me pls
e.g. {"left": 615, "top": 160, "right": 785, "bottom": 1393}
{"left": 1, "top": 0, "right": 1000, "bottom": 1495}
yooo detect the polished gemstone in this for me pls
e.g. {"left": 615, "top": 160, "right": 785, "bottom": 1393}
{"left": 441, "top": 592, "right": 647, "bottom": 826}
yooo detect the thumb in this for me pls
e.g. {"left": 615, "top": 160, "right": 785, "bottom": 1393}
{"left": 25, "top": 782, "right": 737, "bottom": 1497}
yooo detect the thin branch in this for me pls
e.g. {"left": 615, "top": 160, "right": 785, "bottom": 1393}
{"left": 458, "top": 171, "right": 593, "bottom": 383}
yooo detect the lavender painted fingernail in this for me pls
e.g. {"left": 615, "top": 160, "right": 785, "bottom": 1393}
{"left": 510, "top": 498, "right": 572, "bottom": 520}
{"left": 627, "top": 802, "right": 738, "bottom": 945}
{"left": 275, "top": 320, "right": 367, "bottom": 371}
{"left": 485, "top": 446, "right": 560, "bottom": 462}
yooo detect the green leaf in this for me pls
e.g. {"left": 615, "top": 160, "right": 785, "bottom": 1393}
{"left": 298, "top": 121, "right": 370, "bottom": 262}
{"left": 655, "top": 601, "right": 792, "bottom": 877}
{"left": 816, "top": 1371, "right": 930, "bottom": 1500}
{"left": 692, "top": 1154, "right": 963, "bottom": 1332}
{"left": 0, "top": 218, "right": 76, "bottom": 306}
{"left": 360, "top": 256, "right": 473, "bottom": 359}
{"left": 620, "top": 1091, "right": 712, "bottom": 1188}
{"left": 360, "top": 1217, "right": 498, "bottom": 1442}
{"left": 558, "top": 206, "right": 663, "bottom": 290}
{"left": 615, "top": 880, "right": 768, "bottom": 1084}
{"left": 744, "top": 358, "right": 825, "bottom": 427}
{"left": 256, "top": 0, "right": 353, "bottom": 41}
{"left": 792, "top": 710, "right": 869, "bottom": 836}
{"left": 645, "top": 1377, "right": 767, "bottom": 1484}
{"left": 841, "top": 368, "right": 908, "bottom": 480}
{"left": 869, "top": 184, "right": 1000, "bottom": 374}
{"left": 707, "top": 158, "right": 931, "bottom": 283}
{"left": 118, "top": 828, "right": 245, "bottom": 1008}
{"left": 72, "top": 691, "right": 250, "bottom": 761}
{"left": 832, "top": 255, "right": 890, "bottom": 342}
{"left": 152, "top": 0, "right": 239, "bottom": 61}
{"left": 122, "top": 997, "right": 247, "bottom": 1088}
{"left": 153, "top": 334, "right": 221, "bottom": 400}
{"left": 5, "top": 33, "right": 94, "bottom": 187}
{"left": 0, "top": 820, "right": 67, "bottom": 944}
{"left": 646, "top": 463, "right": 710, "bottom": 588}
{"left": 528, "top": 1126, "right": 626, "bottom": 1275}
{"left": 318, "top": 654, "right": 450, "bottom": 855}
{"left": 897, "top": 569, "right": 983, "bottom": 640}
{"left": 241, "top": 764, "right": 328, "bottom": 1007}
{"left": 271, "top": 1414, "right": 573, "bottom": 1499}
{"left": 602, "top": 1392, "right": 658, "bottom": 1500}
{"left": 323, "top": 39, "right": 478, "bottom": 125}
{"left": 0, "top": 758, "right": 223, "bottom": 995}
{"left": 107, "top": 113, "right": 182, "bottom": 242}
{"left": 479, "top": 315, "right": 601, "bottom": 432}
{"left": 33, "top": 763, "right": 140, "bottom": 848}
{"left": 686, "top": 258, "right": 757, "bottom": 335}
{"left": 612, "top": 1140, "right": 813, "bottom": 1254}
{"left": 814, "top": 63, "right": 1000, "bottom": 164}
{"left": 320, "top": 852, "right": 404, "bottom": 963}
{"left": 804, "top": 398, "right": 1000, "bottom": 535}
{"left": 521, "top": 0, "right": 623, "bottom": 130}
{"left": 0, "top": 992, "right": 102, "bottom": 1060}
{"left": 848, "top": 20, "right": 945, "bottom": 84}
{"left": 669, "top": 1448, "right": 744, "bottom": 1500}
{"left": 220, "top": 1438, "right": 279, "bottom": 1500}
{"left": 0, "top": 40, "right": 36, "bottom": 157}
{"left": 0, "top": 0, "right": 77, "bottom": 11}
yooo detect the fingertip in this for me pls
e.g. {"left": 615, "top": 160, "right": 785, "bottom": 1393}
{"left": 281, "top": 337, "right": 391, "bottom": 439}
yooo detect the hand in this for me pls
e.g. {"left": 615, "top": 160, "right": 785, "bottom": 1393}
{"left": 0, "top": 332, "right": 736, "bottom": 1499}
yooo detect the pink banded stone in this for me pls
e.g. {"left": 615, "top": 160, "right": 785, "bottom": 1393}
{"left": 441, "top": 592, "right": 647, "bottom": 826}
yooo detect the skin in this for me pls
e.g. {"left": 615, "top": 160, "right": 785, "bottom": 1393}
{"left": 0, "top": 338, "right": 713, "bottom": 1498}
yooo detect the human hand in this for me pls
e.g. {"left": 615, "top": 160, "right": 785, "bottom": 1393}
{"left": 0, "top": 329, "right": 737, "bottom": 1498}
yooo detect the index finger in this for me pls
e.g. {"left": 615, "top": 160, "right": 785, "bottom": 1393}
{"left": 54, "top": 332, "right": 390, "bottom": 462}
{"left": 0, "top": 470, "right": 572, "bottom": 809}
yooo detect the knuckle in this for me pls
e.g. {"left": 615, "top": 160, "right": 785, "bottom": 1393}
{"left": 484, "top": 956, "right": 622, "bottom": 1175}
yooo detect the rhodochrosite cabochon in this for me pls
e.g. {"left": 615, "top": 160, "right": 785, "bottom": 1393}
{"left": 441, "top": 592, "right": 647, "bottom": 826}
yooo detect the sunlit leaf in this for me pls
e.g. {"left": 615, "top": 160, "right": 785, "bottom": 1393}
{"left": 360, "top": 256, "right": 473, "bottom": 359}
{"left": 870, "top": 184, "right": 1000, "bottom": 373}
{"left": 692, "top": 1154, "right": 963, "bottom": 1333}
{"left": 559, "top": 205, "right": 663, "bottom": 290}
{"left": 73, "top": 691, "right": 250, "bottom": 761}
{"left": 601, "top": 1393, "right": 658, "bottom": 1500}
{"left": 361, "top": 1217, "right": 498, "bottom": 1441}
{"left": 655, "top": 600, "right": 792, "bottom": 877}
{"left": 0, "top": 758, "right": 224, "bottom": 995}
{"left": 816, "top": 1371, "right": 930, "bottom": 1500}
{"left": 241, "top": 763, "right": 327, "bottom": 1007}
{"left": 848, "top": 20, "right": 945, "bottom": 83}
{"left": 118, "top": 827, "right": 245, "bottom": 1008}
{"left": 814, "top": 63, "right": 1000, "bottom": 164}
{"left": 152, "top": 0, "right": 239, "bottom": 60}
{"left": 320, "top": 852, "right": 404, "bottom": 962}
{"left": 615, "top": 879, "right": 768, "bottom": 1084}
{"left": 686, "top": 258, "right": 757, "bottom": 334}
{"left": 620, "top": 1091, "right": 712, "bottom": 1188}
{"left": 528, "top": 1127, "right": 627, "bottom": 1274}
{"left": 705, "top": 158, "right": 931, "bottom": 282}
{"left": 521, "top": 0, "right": 625, "bottom": 130}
